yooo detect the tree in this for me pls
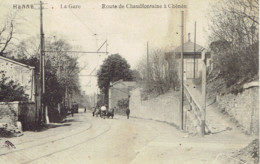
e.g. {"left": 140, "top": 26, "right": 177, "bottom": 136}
{"left": 0, "top": 73, "right": 28, "bottom": 102}
{"left": 209, "top": 0, "right": 258, "bottom": 48}
{"left": 0, "top": 13, "right": 16, "bottom": 56}
{"left": 37, "top": 38, "right": 82, "bottom": 109}
{"left": 12, "top": 36, "right": 82, "bottom": 119}
{"left": 97, "top": 54, "right": 133, "bottom": 104}
{"left": 209, "top": 0, "right": 259, "bottom": 89}
{"left": 131, "top": 69, "right": 142, "bottom": 81}
{"left": 136, "top": 49, "right": 179, "bottom": 96}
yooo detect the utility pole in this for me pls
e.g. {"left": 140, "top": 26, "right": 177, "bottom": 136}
{"left": 180, "top": 11, "right": 184, "bottom": 130}
{"left": 39, "top": 1, "right": 47, "bottom": 124}
{"left": 39, "top": 1, "right": 44, "bottom": 124}
{"left": 201, "top": 50, "right": 207, "bottom": 136}
{"left": 42, "top": 34, "right": 46, "bottom": 123}
{"left": 147, "top": 42, "right": 149, "bottom": 86}
{"left": 193, "top": 21, "right": 196, "bottom": 79}
{"left": 93, "top": 92, "right": 96, "bottom": 107}
{"left": 106, "top": 39, "right": 108, "bottom": 54}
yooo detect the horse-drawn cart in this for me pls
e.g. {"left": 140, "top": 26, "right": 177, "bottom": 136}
{"left": 94, "top": 106, "right": 114, "bottom": 119}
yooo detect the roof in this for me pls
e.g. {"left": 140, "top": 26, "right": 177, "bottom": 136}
{"left": 110, "top": 80, "right": 136, "bottom": 88}
{"left": 174, "top": 40, "right": 205, "bottom": 54}
{"left": 0, "top": 55, "right": 35, "bottom": 69}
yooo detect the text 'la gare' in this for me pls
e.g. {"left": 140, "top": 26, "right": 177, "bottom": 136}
{"left": 61, "top": 4, "right": 81, "bottom": 9}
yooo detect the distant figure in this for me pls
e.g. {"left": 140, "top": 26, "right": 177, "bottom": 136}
{"left": 84, "top": 107, "right": 86, "bottom": 113}
{"left": 71, "top": 108, "right": 74, "bottom": 117}
{"left": 126, "top": 108, "right": 130, "bottom": 119}
{"left": 92, "top": 107, "right": 96, "bottom": 117}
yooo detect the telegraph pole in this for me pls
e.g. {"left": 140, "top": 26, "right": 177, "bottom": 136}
{"left": 193, "top": 21, "right": 196, "bottom": 79}
{"left": 201, "top": 50, "right": 207, "bottom": 136}
{"left": 147, "top": 42, "right": 149, "bottom": 86}
{"left": 180, "top": 11, "right": 184, "bottom": 130}
{"left": 40, "top": 1, "right": 46, "bottom": 123}
{"left": 39, "top": 1, "right": 43, "bottom": 124}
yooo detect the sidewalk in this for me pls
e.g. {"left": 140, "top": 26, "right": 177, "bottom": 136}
{"left": 130, "top": 117, "right": 254, "bottom": 164}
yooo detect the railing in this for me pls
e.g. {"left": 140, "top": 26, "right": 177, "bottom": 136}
{"left": 183, "top": 84, "right": 210, "bottom": 134}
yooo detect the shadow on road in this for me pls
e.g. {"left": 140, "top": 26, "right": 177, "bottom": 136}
{"left": 64, "top": 119, "right": 84, "bottom": 123}
{"left": 36, "top": 123, "right": 72, "bottom": 132}
{"left": 211, "top": 127, "right": 233, "bottom": 135}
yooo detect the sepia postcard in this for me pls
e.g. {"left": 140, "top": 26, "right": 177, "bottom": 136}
{"left": 0, "top": 0, "right": 259, "bottom": 163}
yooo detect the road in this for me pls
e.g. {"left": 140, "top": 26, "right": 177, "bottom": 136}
{"left": 0, "top": 108, "right": 253, "bottom": 164}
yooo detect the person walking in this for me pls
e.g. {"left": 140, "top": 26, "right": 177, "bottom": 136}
{"left": 126, "top": 108, "right": 130, "bottom": 119}
{"left": 71, "top": 108, "right": 74, "bottom": 117}
{"left": 84, "top": 107, "right": 87, "bottom": 113}
{"left": 92, "top": 107, "right": 96, "bottom": 117}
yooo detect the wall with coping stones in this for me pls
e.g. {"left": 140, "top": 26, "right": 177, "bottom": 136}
{"left": 129, "top": 88, "right": 180, "bottom": 128}
{"left": 0, "top": 101, "right": 37, "bottom": 131}
{"left": 0, "top": 102, "right": 19, "bottom": 128}
{"left": 217, "top": 87, "right": 259, "bottom": 135}
{"left": 129, "top": 88, "right": 202, "bottom": 134}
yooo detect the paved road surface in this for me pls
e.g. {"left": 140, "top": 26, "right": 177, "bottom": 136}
{"left": 0, "top": 109, "right": 254, "bottom": 164}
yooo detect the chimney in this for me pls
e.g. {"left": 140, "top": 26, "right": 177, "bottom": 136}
{"left": 188, "top": 33, "right": 191, "bottom": 42}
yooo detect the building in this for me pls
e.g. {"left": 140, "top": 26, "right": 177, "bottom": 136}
{"left": 108, "top": 80, "right": 136, "bottom": 109}
{"left": 174, "top": 34, "right": 211, "bottom": 80}
{"left": 0, "top": 56, "right": 35, "bottom": 101}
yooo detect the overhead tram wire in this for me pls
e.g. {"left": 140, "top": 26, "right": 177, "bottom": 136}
{"left": 80, "top": 40, "right": 108, "bottom": 86}
{"left": 44, "top": 50, "right": 107, "bottom": 54}
{"left": 69, "top": 9, "right": 95, "bottom": 35}
{"left": 53, "top": 7, "right": 109, "bottom": 90}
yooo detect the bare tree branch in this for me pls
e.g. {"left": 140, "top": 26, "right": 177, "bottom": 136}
{"left": 0, "top": 21, "right": 13, "bottom": 55}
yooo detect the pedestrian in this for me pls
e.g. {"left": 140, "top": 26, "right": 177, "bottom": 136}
{"left": 84, "top": 107, "right": 86, "bottom": 113}
{"left": 71, "top": 108, "right": 74, "bottom": 117}
{"left": 92, "top": 107, "right": 96, "bottom": 117}
{"left": 126, "top": 108, "right": 130, "bottom": 119}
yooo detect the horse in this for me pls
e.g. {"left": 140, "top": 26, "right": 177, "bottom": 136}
{"left": 106, "top": 108, "right": 114, "bottom": 119}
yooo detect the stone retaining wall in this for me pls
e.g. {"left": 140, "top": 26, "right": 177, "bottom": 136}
{"left": 217, "top": 87, "right": 259, "bottom": 135}
{"left": 129, "top": 88, "right": 180, "bottom": 128}
{"left": 0, "top": 102, "right": 19, "bottom": 129}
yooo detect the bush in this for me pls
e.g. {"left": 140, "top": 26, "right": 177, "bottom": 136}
{"left": 210, "top": 41, "right": 259, "bottom": 91}
{"left": 117, "top": 98, "right": 129, "bottom": 109}
{"left": 0, "top": 73, "right": 28, "bottom": 101}
{"left": 137, "top": 49, "right": 180, "bottom": 98}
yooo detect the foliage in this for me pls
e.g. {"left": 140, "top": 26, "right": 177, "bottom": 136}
{"left": 45, "top": 38, "right": 81, "bottom": 99}
{"left": 131, "top": 69, "right": 142, "bottom": 81}
{"left": 0, "top": 74, "right": 28, "bottom": 102}
{"left": 14, "top": 36, "right": 82, "bottom": 114}
{"left": 97, "top": 54, "right": 133, "bottom": 104}
{"left": 42, "top": 60, "right": 64, "bottom": 107}
{"left": 209, "top": 0, "right": 259, "bottom": 89}
{"left": 117, "top": 98, "right": 129, "bottom": 109}
{"left": 137, "top": 49, "right": 179, "bottom": 97}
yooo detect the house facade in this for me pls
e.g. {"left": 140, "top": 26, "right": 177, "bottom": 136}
{"left": 174, "top": 37, "right": 211, "bottom": 80}
{"left": 108, "top": 80, "right": 136, "bottom": 109}
{"left": 0, "top": 56, "right": 35, "bottom": 101}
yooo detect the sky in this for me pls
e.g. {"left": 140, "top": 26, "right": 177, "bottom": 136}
{"left": 0, "top": 0, "right": 215, "bottom": 96}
